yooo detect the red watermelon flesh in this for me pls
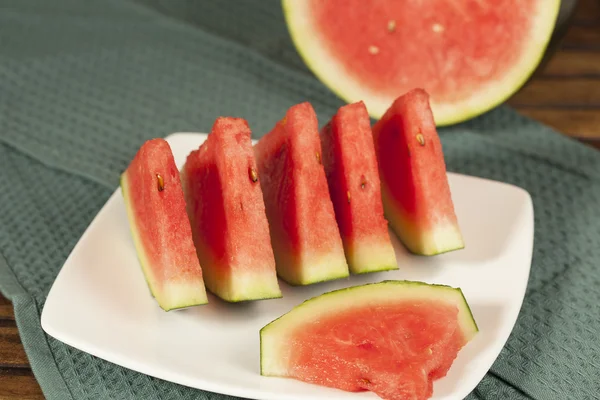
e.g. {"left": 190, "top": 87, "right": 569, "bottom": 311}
{"left": 120, "top": 138, "right": 208, "bottom": 311}
{"left": 319, "top": 101, "right": 397, "bottom": 274}
{"left": 260, "top": 281, "right": 478, "bottom": 400}
{"left": 310, "top": 0, "right": 538, "bottom": 103}
{"left": 282, "top": 0, "right": 560, "bottom": 125}
{"left": 372, "top": 89, "right": 464, "bottom": 255}
{"left": 181, "top": 117, "right": 282, "bottom": 302}
{"left": 254, "top": 102, "right": 349, "bottom": 285}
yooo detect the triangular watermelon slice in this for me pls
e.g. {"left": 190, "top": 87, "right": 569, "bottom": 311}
{"left": 372, "top": 89, "right": 464, "bottom": 255}
{"left": 181, "top": 117, "right": 282, "bottom": 302}
{"left": 120, "top": 138, "right": 208, "bottom": 311}
{"left": 260, "top": 280, "right": 478, "bottom": 400}
{"left": 319, "top": 101, "right": 398, "bottom": 274}
{"left": 254, "top": 102, "right": 350, "bottom": 285}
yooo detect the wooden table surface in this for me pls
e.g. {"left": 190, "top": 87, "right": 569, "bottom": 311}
{"left": 1, "top": 2, "right": 599, "bottom": 399}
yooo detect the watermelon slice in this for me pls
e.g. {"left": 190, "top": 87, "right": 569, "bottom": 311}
{"left": 254, "top": 102, "right": 349, "bottom": 285}
{"left": 282, "top": 0, "right": 560, "bottom": 126}
{"left": 260, "top": 280, "right": 478, "bottom": 400}
{"left": 372, "top": 89, "right": 464, "bottom": 255}
{"left": 120, "top": 138, "right": 208, "bottom": 311}
{"left": 181, "top": 117, "right": 282, "bottom": 302}
{"left": 319, "top": 101, "right": 397, "bottom": 274}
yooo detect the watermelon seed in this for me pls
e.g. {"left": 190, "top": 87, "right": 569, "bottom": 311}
{"left": 316, "top": 152, "right": 321, "bottom": 164}
{"left": 427, "top": 348, "right": 433, "bottom": 355}
{"left": 347, "top": 191, "right": 351, "bottom": 204}
{"left": 249, "top": 167, "right": 258, "bottom": 183}
{"left": 432, "top": 23, "right": 444, "bottom": 33}
{"left": 361, "top": 378, "right": 371, "bottom": 385}
{"left": 156, "top": 174, "right": 164, "bottom": 192}
{"left": 368, "top": 45, "right": 379, "bottom": 55}
{"left": 416, "top": 133, "right": 425, "bottom": 146}
{"left": 360, "top": 175, "right": 367, "bottom": 189}
{"left": 387, "top": 20, "right": 396, "bottom": 33}
{"left": 240, "top": 201, "right": 244, "bottom": 211}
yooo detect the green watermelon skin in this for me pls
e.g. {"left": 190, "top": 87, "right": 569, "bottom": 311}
{"left": 120, "top": 138, "right": 208, "bottom": 311}
{"left": 181, "top": 117, "right": 282, "bottom": 302}
{"left": 260, "top": 280, "right": 478, "bottom": 400}
{"left": 372, "top": 89, "right": 465, "bottom": 256}
{"left": 320, "top": 101, "right": 398, "bottom": 274}
{"left": 254, "top": 102, "right": 350, "bottom": 286}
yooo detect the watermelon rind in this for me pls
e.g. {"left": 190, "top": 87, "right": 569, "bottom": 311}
{"left": 346, "top": 242, "right": 398, "bottom": 275}
{"left": 120, "top": 174, "right": 209, "bottom": 311}
{"left": 381, "top": 192, "right": 466, "bottom": 257}
{"left": 281, "top": 0, "right": 560, "bottom": 126}
{"left": 260, "top": 280, "right": 478, "bottom": 376}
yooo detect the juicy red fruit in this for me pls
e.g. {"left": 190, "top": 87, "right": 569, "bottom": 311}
{"left": 310, "top": 0, "right": 538, "bottom": 103}
{"left": 253, "top": 102, "right": 349, "bottom": 285}
{"left": 182, "top": 117, "right": 281, "bottom": 302}
{"left": 319, "top": 101, "right": 397, "bottom": 274}
{"left": 288, "top": 301, "right": 464, "bottom": 400}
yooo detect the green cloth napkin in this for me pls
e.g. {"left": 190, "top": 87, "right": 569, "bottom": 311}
{"left": 1, "top": 1, "right": 599, "bottom": 399}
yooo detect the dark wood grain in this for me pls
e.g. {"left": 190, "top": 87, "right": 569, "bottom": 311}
{"left": 0, "top": 368, "right": 45, "bottom": 400}
{"left": 561, "top": 24, "right": 600, "bottom": 49}
{"left": 515, "top": 109, "right": 600, "bottom": 139}
{"left": 0, "top": 321, "right": 30, "bottom": 368}
{"left": 0, "top": 294, "right": 14, "bottom": 321}
{"left": 573, "top": 0, "right": 600, "bottom": 24}
{"left": 511, "top": 78, "right": 600, "bottom": 107}
{"left": 0, "top": 1, "right": 599, "bottom": 399}
{"left": 542, "top": 50, "right": 600, "bottom": 77}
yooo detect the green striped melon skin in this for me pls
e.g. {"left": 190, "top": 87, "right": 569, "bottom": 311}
{"left": 260, "top": 280, "right": 478, "bottom": 400}
{"left": 120, "top": 138, "right": 208, "bottom": 311}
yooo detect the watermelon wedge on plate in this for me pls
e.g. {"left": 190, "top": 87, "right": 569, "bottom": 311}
{"left": 282, "top": 0, "right": 560, "bottom": 125}
{"left": 373, "top": 88, "right": 464, "bottom": 256}
{"left": 319, "top": 101, "right": 397, "bottom": 274}
{"left": 254, "top": 102, "right": 350, "bottom": 286}
{"left": 181, "top": 117, "right": 282, "bottom": 302}
{"left": 120, "top": 138, "right": 208, "bottom": 311}
{"left": 260, "top": 280, "right": 479, "bottom": 400}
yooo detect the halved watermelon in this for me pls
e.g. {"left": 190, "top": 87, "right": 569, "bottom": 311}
{"left": 120, "top": 138, "right": 208, "bottom": 311}
{"left": 319, "top": 101, "right": 397, "bottom": 274}
{"left": 254, "top": 102, "right": 349, "bottom": 285}
{"left": 181, "top": 117, "right": 282, "bottom": 302}
{"left": 260, "top": 280, "right": 478, "bottom": 400}
{"left": 282, "top": 0, "right": 560, "bottom": 126}
{"left": 372, "top": 89, "right": 464, "bottom": 255}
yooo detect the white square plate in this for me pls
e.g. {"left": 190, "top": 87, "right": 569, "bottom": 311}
{"left": 42, "top": 132, "right": 534, "bottom": 400}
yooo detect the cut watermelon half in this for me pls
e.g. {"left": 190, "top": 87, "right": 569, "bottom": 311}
{"left": 373, "top": 89, "right": 464, "bottom": 256}
{"left": 260, "top": 280, "right": 478, "bottom": 400}
{"left": 319, "top": 101, "right": 397, "bottom": 274}
{"left": 254, "top": 102, "right": 349, "bottom": 286}
{"left": 282, "top": 0, "right": 560, "bottom": 125}
{"left": 120, "top": 138, "right": 208, "bottom": 311}
{"left": 181, "top": 117, "right": 282, "bottom": 302}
